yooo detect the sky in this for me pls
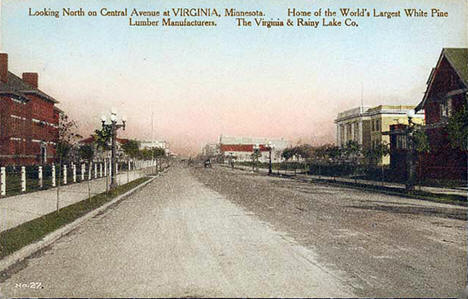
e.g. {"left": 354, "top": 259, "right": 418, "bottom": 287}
{"left": 1, "top": 0, "right": 466, "bottom": 156}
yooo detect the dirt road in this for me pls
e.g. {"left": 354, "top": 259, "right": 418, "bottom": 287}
{"left": 0, "top": 165, "right": 353, "bottom": 297}
{"left": 191, "top": 165, "right": 467, "bottom": 297}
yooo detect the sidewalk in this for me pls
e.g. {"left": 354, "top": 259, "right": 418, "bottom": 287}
{"left": 226, "top": 164, "right": 467, "bottom": 199}
{"left": 0, "top": 168, "right": 154, "bottom": 233}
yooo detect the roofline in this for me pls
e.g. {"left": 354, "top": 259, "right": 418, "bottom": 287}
{"left": 21, "top": 90, "right": 59, "bottom": 104}
{"left": 0, "top": 91, "right": 30, "bottom": 102}
{"left": 416, "top": 48, "right": 468, "bottom": 112}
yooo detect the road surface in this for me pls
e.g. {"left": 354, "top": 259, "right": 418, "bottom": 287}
{"left": 0, "top": 165, "right": 353, "bottom": 297}
{"left": 192, "top": 165, "right": 467, "bottom": 297}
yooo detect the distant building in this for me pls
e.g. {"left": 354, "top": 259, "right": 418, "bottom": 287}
{"left": 78, "top": 136, "right": 129, "bottom": 161}
{"left": 0, "top": 53, "right": 60, "bottom": 165}
{"left": 335, "top": 105, "right": 424, "bottom": 164}
{"left": 139, "top": 140, "right": 170, "bottom": 155}
{"left": 139, "top": 140, "right": 168, "bottom": 150}
{"left": 219, "top": 135, "right": 289, "bottom": 163}
{"left": 202, "top": 143, "right": 220, "bottom": 157}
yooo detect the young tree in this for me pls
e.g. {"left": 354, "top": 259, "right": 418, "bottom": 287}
{"left": 93, "top": 126, "right": 112, "bottom": 152}
{"left": 152, "top": 147, "right": 166, "bottom": 157}
{"left": 121, "top": 140, "right": 140, "bottom": 159}
{"left": 413, "top": 129, "right": 430, "bottom": 153}
{"left": 364, "top": 141, "right": 390, "bottom": 184}
{"left": 281, "top": 147, "right": 295, "bottom": 161}
{"left": 324, "top": 145, "right": 342, "bottom": 163}
{"left": 56, "top": 113, "right": 82, "bottom": 163}
{"left": 295, "top": 144, "right": 314, "bottom": 160}
{"left": 447, "top": 106, "right": 468, "bottom": 151}
{"left": 342, "top": 140, "right": 361, "bottom": 163}
{"left": 78, "top": 144, "right": 94, "bottom": 162}
{"left": 138, "top": 148, "right": 153, "bottom": 160}
{"left": 364, "top": 141, "right": 390, "bottom": 166}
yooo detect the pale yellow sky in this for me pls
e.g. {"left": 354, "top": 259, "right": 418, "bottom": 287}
{"left": 1, "top": 0, "right": 467, "bottom": 155}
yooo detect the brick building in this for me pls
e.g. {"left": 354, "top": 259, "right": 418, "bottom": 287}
{"left": 0, "top": 53, "right": 60, "bottom": 165}
{"left": 415, "top": 48, "right": 467, "bottom": 180}
{"left": 219, "top": 135, "right": 289, "bottom": 163}
{"left": 388, "top": 48, "right": 468, "bottom": 181}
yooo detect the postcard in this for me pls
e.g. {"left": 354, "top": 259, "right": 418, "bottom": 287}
{"left": 0, "top": 0, "right": 466, "bottom": 298}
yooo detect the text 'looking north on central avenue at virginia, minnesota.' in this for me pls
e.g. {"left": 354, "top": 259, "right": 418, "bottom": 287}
{"left": 28, "top": 6, "right": 450, "bottom": 29}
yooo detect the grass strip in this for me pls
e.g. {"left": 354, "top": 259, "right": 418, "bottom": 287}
{"left": 0, "top": 177, "right": 150, "bottom": 259}
{"left": 232, "top": 165, "right": 467, "bottom": 206}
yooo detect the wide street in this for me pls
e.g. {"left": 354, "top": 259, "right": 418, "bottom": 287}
{"left": 0, "top": 163, "right": 466, "bottom": 297}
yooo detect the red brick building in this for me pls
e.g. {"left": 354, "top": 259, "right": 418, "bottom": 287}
{"left": 389, "top": 48, "right": 467, "bottom": 181}
{"left": 416, "top": 48, "right": 467, "bottom": 180}
{"left": 0, "top": 53, "right": 60, "bottom": 165}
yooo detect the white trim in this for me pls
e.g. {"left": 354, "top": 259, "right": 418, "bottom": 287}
{"left": 11, "top": 98, "right": 26, "bottom": 105}
{"left": 10, "top": 114, "right": 26, "bottom": 120}
{"left": 32, "top": 118, "right": 58, "bottom": 127}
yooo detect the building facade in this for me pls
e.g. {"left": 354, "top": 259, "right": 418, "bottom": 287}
{"left": 335, "top": 105, "right": 424, "bottom": 164}
{"left": 0, "top": 53, "right": 60, "bottom": 166}
{"left": 219, "top": 135, "right": 289, "bottom": 163}
{"left": 414, "top": 48, "right": 467, "bottom": 180}
{"left": 201, "top": 143, "right": 220, "bottom": 158}
{"left": 139, "top": 140, "right": 170, "bottom": 156}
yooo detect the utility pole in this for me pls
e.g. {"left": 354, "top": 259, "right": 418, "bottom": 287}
{"left": 406, "top": 110, "right": 416, "bottom": 192}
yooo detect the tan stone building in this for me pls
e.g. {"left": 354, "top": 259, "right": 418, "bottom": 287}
{"left": 335, "top": 105, "right": 424, "bottom": 165}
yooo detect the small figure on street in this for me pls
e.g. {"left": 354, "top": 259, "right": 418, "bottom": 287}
{"left": 204, "top": 159, "right": 212, "bottom": 168}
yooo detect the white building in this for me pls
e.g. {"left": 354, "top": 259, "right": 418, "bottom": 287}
{"left": 139, "top": 140, "right": 168, "bottom": 150}
{"left": 139, "top": 140, "right": 171, "bottom": 155}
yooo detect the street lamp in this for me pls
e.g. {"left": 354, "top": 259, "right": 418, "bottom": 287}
{"left": 101, "top": 109, "right": 126, "bottom": 189}
{"left": 406, "top": 109, "right": 416, "bottom": 192}
{"left": 229, "top": 152, "right": 235, "bottom": 169}
{"left": 266, "top": 141, "right": 275, "bottom": 175}
{"left": 252, "top": 143, "right": 260, "bottom": 172}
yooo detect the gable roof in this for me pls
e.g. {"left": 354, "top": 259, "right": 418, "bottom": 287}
{"left": 416, "top": 48, "right": 468, "bottom": 111}
{"left": 0, "top": 72, "right": 59, "bottom": 103}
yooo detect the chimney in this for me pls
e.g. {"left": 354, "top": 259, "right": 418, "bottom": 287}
{"left": 0, "top": 53, "right": 7, "bottom": 83}
{"left": 22, "top": 72, "right": 38, "bottom": 88}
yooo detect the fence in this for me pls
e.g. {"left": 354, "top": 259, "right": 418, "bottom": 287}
{"left": 0, "top": 159, "right": 168, "bottom": 198}
{"left": 230, "top": 160, "right": 466, "bottom": 189}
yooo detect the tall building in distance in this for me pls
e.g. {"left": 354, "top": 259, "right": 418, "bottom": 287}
{"left": 335, "top": 105, "right": 424, "bottom": 164}
{"left": 0, "top": 53, "right": 60, "bottom": 165}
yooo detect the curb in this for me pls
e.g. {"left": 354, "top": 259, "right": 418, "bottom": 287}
{"left": 0, "top": 174, "right": 159, "bottom": 273}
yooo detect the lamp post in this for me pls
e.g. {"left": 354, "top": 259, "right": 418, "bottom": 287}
{"left": 252, "top": 143, "right": 260, "bottom": 172}
{"left": 406, "top": 109, "right": 416, "bottom": 192}
{"left": 101, "top": 109, "right": 126, "bottom": 189}
{"left": 229, "top": 153, "right": 234, "bottom": 169}
{"left": 266, "top": 141, "right": 274, "bottom": 175}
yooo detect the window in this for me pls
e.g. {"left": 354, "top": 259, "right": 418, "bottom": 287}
{"left": 396, "top": 135, "right": 407, "bottom": 149}
{"left": 354, "top": 122, "right": 359, "bottom": 141}
{"left": 440, "top": 98, "right": 452, "bottom": 118}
